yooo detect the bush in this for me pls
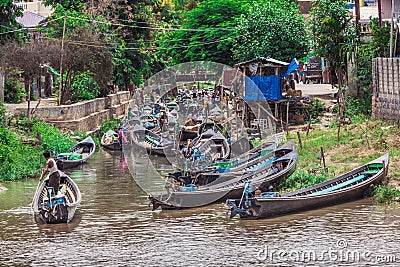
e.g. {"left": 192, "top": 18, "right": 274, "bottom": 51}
{"left": 4, "top": 75, "right": 26, "bottom": 103}
{"left": 70, "top": 71, "right": 100, "bottom": 102}
{"left": 0, "top": 127, "right": 42, "bottom": 181}
{"left": 374, "top": 185, "right": 400, "bottom": 204}
{"left": 100, "top": 118, "right": 119, "bottom": 136}
{"left": 30, "top": 120, "right": 76, "bottom": 154}
{"left": 307, "top": 97, "right": 325, "bottom": 121}
{"left": 280, "top": 169, "right": 328, "bottom": 191}
{"left": 0, "top": 103, "right": 6, "bottom": 127}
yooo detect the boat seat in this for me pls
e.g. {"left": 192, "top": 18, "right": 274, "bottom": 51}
{"left": 311, "top": 173, "right": 368, "bottom": 196}
{"left": 248, "top": 157, "right": 276, "bottom": 171}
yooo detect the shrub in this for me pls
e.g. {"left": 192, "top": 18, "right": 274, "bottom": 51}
{"left": 31, "top": 120, "right": 76, "bottom": 154}
{"left": 374, "top": 185, "right": 400, "bottom": 204}
{"left": 100, "top": 118, "right": 119, "bottom": 136}
{"left": 280, "top": 169, "right": 328, "bottom": 191}
{"left": 4, "top": 75, "right": 26, "bottom": 104}
{"left": 70, "top": 71, "right": 100, "bottom": 102}
{"left": 307, "top": 97, "right": 325, "bottom": 121}
{"left": 0, "top": 127, "right": 42, "bottom": 181}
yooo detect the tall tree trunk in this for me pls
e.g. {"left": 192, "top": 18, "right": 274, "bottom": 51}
{"left": 61, "top": 71, "right": 71, "bottom": 104}
{"left": 25, "top": 76, "right": 31, "bottom": 120}
{"left": 0, "top": 69, "right": 4, "bottom": 103}
{"left": 44, "top": 72, "right": 52, "bottom": 97}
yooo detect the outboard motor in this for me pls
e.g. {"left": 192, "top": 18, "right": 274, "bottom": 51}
{"left": 39, "top": 187, "right": 69, "bottom": 224}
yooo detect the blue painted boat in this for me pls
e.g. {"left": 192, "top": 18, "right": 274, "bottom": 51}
{"left": 226, "top": 154, "right": 389, "bottom": 219}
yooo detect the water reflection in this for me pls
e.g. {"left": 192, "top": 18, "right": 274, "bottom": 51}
{"left": 0, "top": 149, "right": 400, "bottom": 266}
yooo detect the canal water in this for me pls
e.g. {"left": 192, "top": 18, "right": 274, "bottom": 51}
{"left": 1, "top": 149, "right": 400, "bottom": 266}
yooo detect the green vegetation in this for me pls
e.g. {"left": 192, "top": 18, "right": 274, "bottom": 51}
{"left": 99, "top": 118, "right": 120, "bottom": 137}
{"left": 307, "top": 97, "right": 326, "bottom": 122}
{"left": 374, "top": 186, "right": 400, "bottom": 204}
{"left": 158, "top": 0, "right": 249, "bottom": 65}
{"left": 0, "top": 103, "right": 84, "bottom": 181}
{"left": 233, "top": 0, "right": 309, "bottom": 62}
{"left": 281, "top": 169, "right": 328, "bottom": 192}
{"left": 4, "top": 73, "right": 26, "bottom": 104}
{"left": 70, "top": 71, "right": 100, "bottom": 102}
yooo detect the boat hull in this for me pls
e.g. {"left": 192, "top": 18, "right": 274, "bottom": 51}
{"left": 227, "top": 154, "right": 389, "bottom": 220}
{"left": 32, "top": 171, "right": 81, "bottom": 224}
{"left": 56, "top": 136, "right": 96, "bottom": 170}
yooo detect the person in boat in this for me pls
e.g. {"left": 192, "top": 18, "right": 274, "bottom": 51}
{"left": 117, "top": 127, "right": 124, "bottom": 146}
{"left": 159, "top": 111, "right": 168, "bottom": 131}
{"left": 41, "top": 150, "right": 60, "bottom": 194}
{"left": 255, "top": 188, "right": 261, "bottom": 197}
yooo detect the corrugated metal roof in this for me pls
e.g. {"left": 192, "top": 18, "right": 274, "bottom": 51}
{"left": 234, "top": 57, "right": 289, "bottom": 68}
{"left": 16, "top": 11, "right": 46, "bottom": 28}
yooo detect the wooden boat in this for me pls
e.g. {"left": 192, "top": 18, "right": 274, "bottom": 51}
{"left": 175, "top": 140, "right": 287, "bottom": 186}
{"left": 185, "top": 130, "right": 231, "bottom": 162}
{"left": 101, "top": 130, "right": 122, "bottom": 150}
{"left": 226, "top": 154, "right": 389, "bottom": 220}
{"left": 130, "top": 124, "right": 174, "bottom": 156}
{"left": 32, "top": 171, "right": 81, "bottom": 224}
{"left": 148, "top": 141, "right": 297, "bottom": 210}
{"left": 56, "top": 136, "right": 96, "bottom": 170}
{"left": 179, "top": 118, "right": 201, "bottom": 142}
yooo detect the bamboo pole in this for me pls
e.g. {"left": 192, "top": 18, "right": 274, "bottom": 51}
{"left": 297, "top": 131, "right": 302, "bottom": 149}
{"left": 320, "top": 147, "right": 327, "bottom": 174}
{"left": 58, "top": 15, "right": 66, "bottom": 105}
{"left": 286, "top": 101, "right": 290, "bottom": 135}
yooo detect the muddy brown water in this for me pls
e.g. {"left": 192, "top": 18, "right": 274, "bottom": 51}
{"left": 1, "top": 149, "right": 400, "bottom": 266}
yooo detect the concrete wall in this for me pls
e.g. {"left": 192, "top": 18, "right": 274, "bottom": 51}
{"left": 16, "top": 91, "right": 132, "bottom": 132}
{"left": 372, "top": 57, "right": 400, "bottom": 123}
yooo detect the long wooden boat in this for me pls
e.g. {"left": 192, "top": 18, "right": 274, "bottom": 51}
{"left": 148, "top": 141, "right": 297, "bottom": 210}
{"left": 226, "top": 154, "right": 389, "bottom": 220}
{"left": 179, "top": 118, "right": 202, "bottom": 142}
{"left": 130, "top": 124, "right": 174, "bottom": 156}
{"left": 172, "top": 140, "right": 279, "bottom": 186}
{"left": 56, "top": 136, "right": 96, "bottom": 170}
{"left": 101, "top": 130, "right": 122, "bottom": 150}
{"left": 32, "top": 171, "right": 81, "bottom": 224}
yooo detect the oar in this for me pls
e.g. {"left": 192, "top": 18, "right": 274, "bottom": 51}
{"left": 31, "top": 171, "right": 45, "bottom": 209}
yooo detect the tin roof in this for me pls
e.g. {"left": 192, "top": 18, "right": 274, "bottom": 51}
{"left": 16, "top": 11, "right": 46, "bottom": 28}
{"left": 234, "top": 57, "right": 289, "bottom": 68}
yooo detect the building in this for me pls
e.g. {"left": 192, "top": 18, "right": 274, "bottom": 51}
{"left": 13, "top": 1, "right": 53, "bottom": 17}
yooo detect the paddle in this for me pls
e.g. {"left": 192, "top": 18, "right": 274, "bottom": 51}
{"left": 31, "top": 170, "right": 45, "bottom": 208}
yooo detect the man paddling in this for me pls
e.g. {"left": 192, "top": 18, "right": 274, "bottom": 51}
{"left": 41, "top": 150, "right": 60, "bottom": 194}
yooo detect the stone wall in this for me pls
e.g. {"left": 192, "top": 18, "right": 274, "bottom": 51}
{"left": 372, "top": 58, "right": 400, "bottom": 124}
{"left": 16, "top": 91, "right": 132, "bottom": 132}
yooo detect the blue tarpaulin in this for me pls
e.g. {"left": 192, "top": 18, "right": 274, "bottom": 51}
{"left": 281, "top": 58, "right": 299, "bottom": 78}
{"left": 243, "top": 75, "right": 281, "bottom": 101}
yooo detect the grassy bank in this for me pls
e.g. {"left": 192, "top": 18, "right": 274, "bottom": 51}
{"left": 280, "top": 118, "right": 400, "bottom": 203}
{"left": 0, "top": 104, "right": 82, "bottom": 181}
{"left": 0, "top": 100, "right": 120, "bottom": 182}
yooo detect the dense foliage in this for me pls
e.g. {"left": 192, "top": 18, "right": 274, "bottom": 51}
{"left": 70, "top": 71, "right": 100, "bottom": 102}
{"left": 309, "top": 0, "right": 355, "bottom": 84}
{"left": 0, "top": 0, "right": 24, "bottom": 45}
{"left": 4, "top": 73, "right": 25, "bottom": 104}
{"left": 374, "top": 185, "right": 400, "bottom": 204}
{"left": 0, "top": 105, "right": 77, "bottom": 181}
{"left": 158, "top": 0, "right": 249, "bottom": 66}
{"left": 232, "top": 0, "right": 309, "bottom": 62}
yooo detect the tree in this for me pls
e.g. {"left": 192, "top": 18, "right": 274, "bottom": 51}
{"left": 158, "top": 0, "right": 249, "bottom": 66}
{"left": 232, "top": 0, "right": 309, "bottom": 63}
{"left": 60, "top": 28, "right": 113, "bottom": 103}
{"left": 0, "top": 0, "right": 24, "bottom": 45}
{"left": 0, "top": 40, "right": 60, "bottom": 116}
{"left": 310, "top": 0, "right": 355, "bottom": 140}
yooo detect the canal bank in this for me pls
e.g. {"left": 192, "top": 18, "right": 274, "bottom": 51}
{"left": 4, "top": 91, "right": 132, "bottom": 132}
